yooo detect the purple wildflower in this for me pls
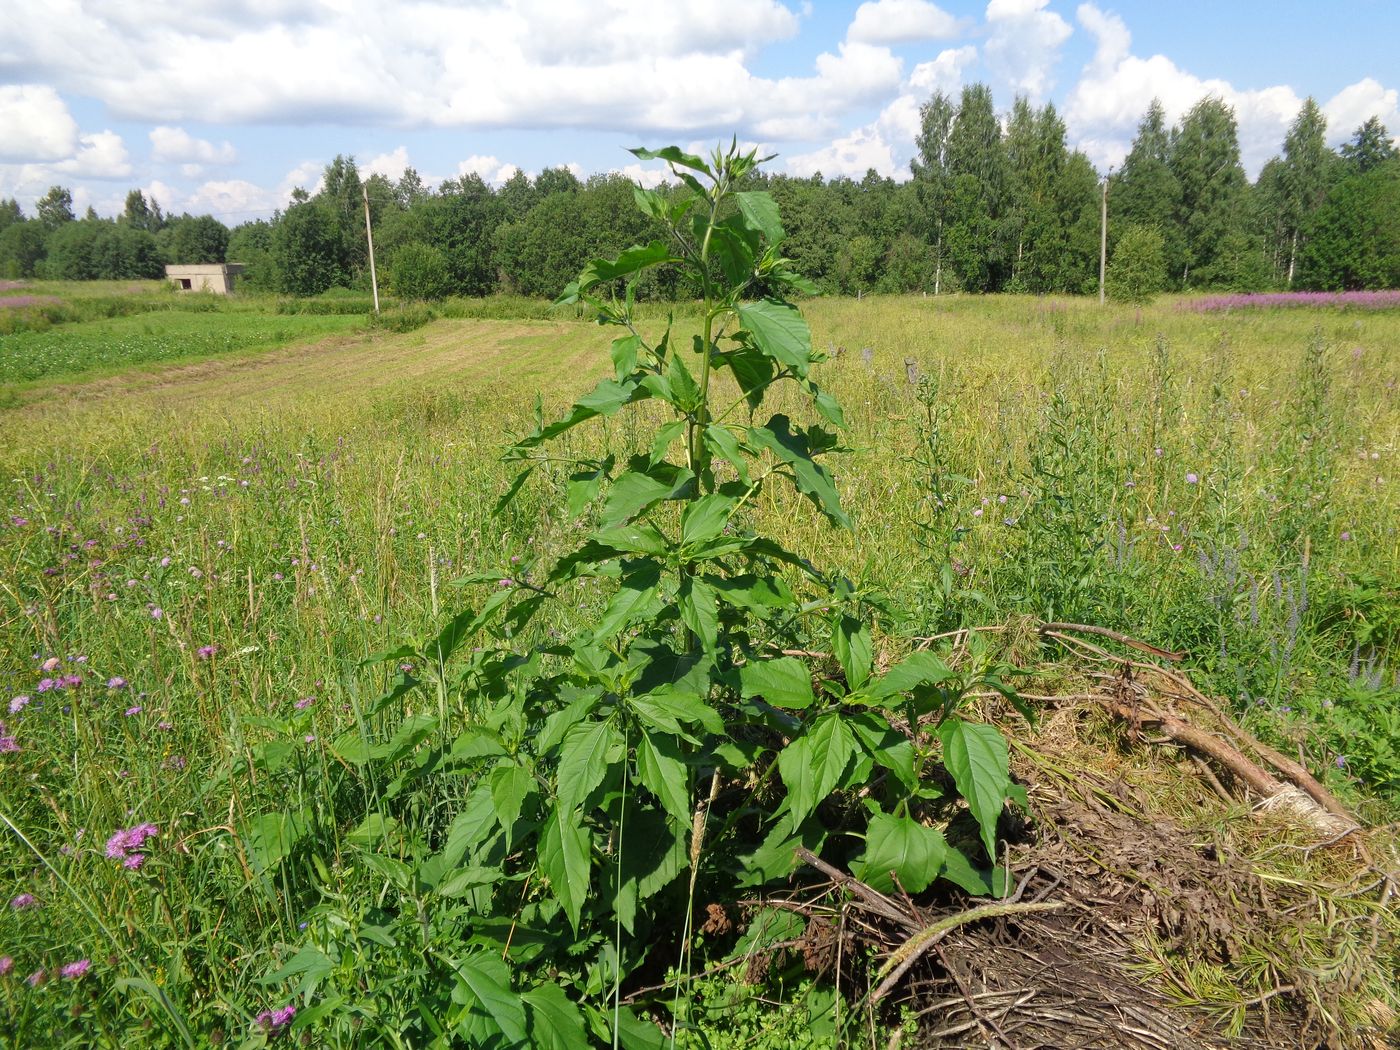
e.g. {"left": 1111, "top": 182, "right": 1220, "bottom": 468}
{"left": 196, "top": 645, "right": 217, "bottom": 659}
{"left": 26, "top": 969, "right": 44, "bottom": 987}
{"left": 149, "top": 606, "right": 163, "bottom": 619}
{"left": 107, "top": 677, "right": 128, "bottom": 690}
{"left": 41, "top": 657, "right": 60, "bottom": 672}
{"left": 125, "top": 705, "right": 142, "bottom": 716}
{"left": 499, "top": 578, "right": 513, "bottom": 588}
{"left": 9, "top": 696, "right": 29, "bottom": 714}
{"left": 1185, "top": 473, "right": 1199, "bottom": 484}
{"left": 60, "top": 959, "right": 90, "bottom": 979}
{"left": 1336, "top": 755, "right": 1347, "bottom": 769}
{"left": 257, "top": 1004, "right": 297, "bottom": 1034}
{"left": 0, "top": 956, "right": 12, "bottom": 976}
{"left": 123, "top": 854, "right": 146, "bottom": 870}
{"left": 10, "top": 893, "right": 37, "bottom": 910}
{"left": 105, "top": 822, "right": 159, "bottom": 861}
{"left": 294, "top": 697, "right": 314, "bottom": 710}
{"left": 1340, "top": 530, "right": 1351, "bottom": 541}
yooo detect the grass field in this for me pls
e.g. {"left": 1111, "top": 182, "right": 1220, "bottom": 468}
{"left": 0, "top": 290, "right": 1397, "bottom": 1044}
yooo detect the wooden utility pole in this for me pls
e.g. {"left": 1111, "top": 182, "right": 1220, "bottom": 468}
{"left": 1098, "top": 171, "right": 1108, "bottom": 305}
{"left": 363, "top": 184, "right": 380, "bottom": 315}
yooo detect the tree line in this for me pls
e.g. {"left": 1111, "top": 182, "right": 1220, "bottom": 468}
{"left": 1, "top": 85, "right": 1396, "bottom": 298}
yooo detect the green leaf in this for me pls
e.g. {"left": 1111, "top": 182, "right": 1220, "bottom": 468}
{"left": 489, "top": 763, "right": 535, "bottom": 833}
{"left": 539, "top": 807, "right": 591, "bottom": 933}
{"left": 431, "top": 588, "right": 511, "bottom": 665}
{"left": 629, "top": 145, "right": 711, "bottom": 175}
{"left": 832, "top": 615, "right": 872, "bottom": 690}
{"left": 739, "top": 656, "right": 814, "bottom": 710}
{"left": 610, "top": 333, "right": 641, "bottom": 380}
{"left": 245, "top": 810, "right": 306, "bottom": 871}
{"left": 566, "top": 463, "right": 609, "bottom": 518}
{"left": 519, "top": 378, "right": 646, "bottom": 448}
{"left": 593, "top": 570, "right": 662, "bottom": 641}
{"left": 726, "top": 345, "right": 776, "bottom": 413}
{"left": 493, "top": 467, "right": 534, "bottom": 514}
{"left": 629, "top": 690, "right": 724, "bottom": 738}
{"left": 636, "top": 729, "right": 691, "bottom": 825}
{"left": 435, "top": 865, "right": 501, "bottom": 898}
{"left": 648, "top": 420, "right": 686, "bottom": 467}
{"left": 846, "top": 712, "right": 916, "bottom": 791}
{"left": 681, "top": 494, "right": 736, "bottom": 547}
{"left": 735, "top": 191, "right": 785, "bottom": 245}
{"left": 778, "top": 715, "right": 854, "bottom": 824}
{"left": 346, "top": 812, "right": 400, "bottom": 848}
{"left": 523, "top": 984, "right": 589, "bottom": 1050}
{"left": 578, "top": 241, "right": 676, "bottom": 291}
{"left": 678, "top": 575, "right": 719, "bottom": 652}
{"left": 590, "top": 523, "right": 670, "bottom": 558}
{"left": 812, "top": 387, "right": 846, "bottom": 429}
{"left": 708, "top": 573, "right": 792, "bottom": 613}
{"left": 557, "top": 721, "right": 619, "bottom": 814}
{"left": 664, "top": 349, "right": 701, "bottom": 412}
{"left": 748, "top": 415, "right": 850, "bottom": 529}
{"left": 865, "top": 650, "right": 954, "bottom": 699}
{"left": 599, "top": 465, "right": 692, "bottom": 528}
{"left": 260, "top": 945, "right": 336, "bottom": 987}
{"left": 737, "top": 299, "right": 813, "bottom": 377}
{"left": 851, "top": 812, "right": 946, "bottom": 893}
{"left": 702, "top": 424, "right": 752, "bottom": 484}
{"left": 454, "top": 953, "right": 527, "bottom": 1044}
{"left": 938, "top": 718, "right": 1012, "bottom": 860}
{"left": 375, "top": 712, "right": 439, "bottom": 762}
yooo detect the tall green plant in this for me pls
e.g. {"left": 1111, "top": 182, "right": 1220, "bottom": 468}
{"left": 270, "top": 143, "right": 1024, "bottom": 1046}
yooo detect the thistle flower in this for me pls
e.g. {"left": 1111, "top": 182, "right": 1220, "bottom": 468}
{"left": 9, "top": 893, "right": 37, "bottom": 910}
{"left": 9, "top": 696, "right": 30, "bottom": 714}
{"left": 1185, "top": 473, "right": 1199, "bottom": 484}
{"left": 105, "top": 823, "right": 158, "bottom": 861}
{"left": 196, "top": 645, "right": 217, "bottom": 659}
{"left": 0, "top": 956, "right": 13, "bottom": 976}
{"left": 256, "top": 1004, "right": 296, "bottom": 1034}
{"left": 60, "top": 959, "right": 90, "bottom": 979}
{"left": 107, "top": 677, "right": 128, "bottom": 690}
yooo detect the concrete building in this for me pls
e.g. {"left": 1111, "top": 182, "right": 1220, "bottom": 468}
{"left": 165, "top": 263, "right": 245, "bottom": 295}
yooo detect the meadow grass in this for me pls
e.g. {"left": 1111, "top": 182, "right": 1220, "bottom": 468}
{"left": 0, "top": 292, "right": 1396, "bottom": 1044}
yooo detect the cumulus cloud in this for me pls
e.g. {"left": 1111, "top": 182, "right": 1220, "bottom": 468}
{"left": 0, "top": 0, "right": 879, "bottom": 142}
{"left": 0, "top": 85, "right": 78, "bottom": 163}
{"left": 984, "top": 0, "right": 1073, "bottom": 102}
{"left": 788, "top": 45, "right": 976, "bottom": 180}
{"left": 365, "top": 146, "right": 410, "bottom": 181}
{"left": 1323, "top": 78, "right": 1400, "bottom": 146}
{"left": 846, "top": 0, "right": 963, "bottom": 45}
{"left": 456, "top": 155, "right": 519, "bottom": 185}
{"left": 149, "top": 126, "right": 238, "bottom": 167}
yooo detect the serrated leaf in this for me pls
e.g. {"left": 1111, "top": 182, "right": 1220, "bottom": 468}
{"left": 454, "top": 953, "right": 527, "bottom": 1044}
{"left": 739, "top": 656, "right": 814, "bottom": 709}
{"left": 578, "top": 241, "right": 676, "bottom": 291}
{"left": 702, "top": 424, "right": 752, "bottom": 484}
{"left": 493, "top": 467, "right": 533, "bottom": 513}
{"left": 708, "top": 573, "right": 792, "bottom": 612}
{"left": 735, "top": 191, "right": 785, "bottom": 245}
{"left": 726, "top": 345, "right": 776, "bottom": 413}
{"left": 865, "top": 650, "right": 954, "bottom": 699}
{"left": 681, "top": 494, "right": 736, "bottom": 547}
{"left": 566, "top": 465, "right": 608, "bottom": 518}
{"left": 557, "top": 721, "right": 618, "bottom": 814}
{"left": 346, "top": 812, "right": 400, "bottom": 848}
{"left": 599, "top": 466, "right": 692, "bottom": 528}
{"left": 630, "top": 145, "right": 711, "bottom": 174}
{"left": 665, "top": 349, "right": 701, "bottom": 412}
{"left": 748, "top": 415, "right": 850, "bottom": 529}
{"left": 649, "top": 420, "right": 686, "bottom": 466}
{"left": 679, "top": 575, "right": 719, "bottom": 653}
{"left": 524, "top": 984, "right": 589, "bottom": 1050}
{"left": 938, "top": 717, "right": 1012, "bottom": 860}
{"left": 590, "top": 523, "right": 670, "bottom": 558}
{"left": 435, "top": 865, "right": 501, "bottom": 898}
{"left": 593, "top": 580, "right": 662, "bottom": 642}
{"left": 610, "top": 333, "right": 641, "bottom": 379}
{"left": 636, "top": 729, "right": 691, "bottom": 825}
{"left": 539, "top": 807, "right": 591, "bottom": 933}
{"left": 737, "top": 299, "right": 812, "bottom": 376}
{"left": 832, "top": 615, "right": 872, "bottom": 690}
{"left": 778, "top": 715, "right": 854, "bottom": 824}
{"left": 851, "top": 812, "right": 946, "bottom": 893}
{"left": 846, "top": 711, "right": 916, "bottom": 791}
{"left": 489, "top": 763, "right": 534, "bottom": 833}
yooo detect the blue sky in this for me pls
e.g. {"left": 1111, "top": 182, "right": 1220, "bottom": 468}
{"left": 2, "top": 1, "right": 1397, "bottom": 224}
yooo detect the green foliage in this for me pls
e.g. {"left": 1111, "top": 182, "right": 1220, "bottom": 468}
{"left": 158, "top": 214, "right": 229, "bottom": 265}
{"left": 389, "top": 242, "right": 452, "bottom": 301}
{"left": 1107, "top": 223, "right": 1166, "bottom": 302}
{"left": 273, "top": 201, "right": 346, "bottom": 296}
{"left": 1297, "top": 159, "right": 1400, "bottom": 290}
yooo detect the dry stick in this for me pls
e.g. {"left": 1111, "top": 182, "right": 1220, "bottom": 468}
{"left": 1039, "top": 621, "right": 1185, "bottom": 662}
{"left": 870, "top": 900, "right": 1063, "bottom": 1003}
{"left": 795, "top": 846, "right": 919, "bottom": 932}
{"left": 932, "top": 942, "right": 1022, "bottom": 1050}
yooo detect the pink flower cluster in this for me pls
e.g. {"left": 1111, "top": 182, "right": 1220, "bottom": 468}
{"left": 257, "top": 1004, "right": 296, "bottom": 1034}
{"left": 105, "top": 822, "right": 158, "bottom": 868}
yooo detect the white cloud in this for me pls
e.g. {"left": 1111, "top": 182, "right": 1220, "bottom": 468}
{"left": 0, "top": 85, "right": 79, "bottom": 163}
{"left": 611, "top": 162, "right": 669, "bottom": 189}
{"left": 1063, "top": 2, "right": 1387, "bottom": 175}
{"left": 788, "top": 45, "right": 976, "bottom": 180}
{"left": 1323, "top": 78, "right": 1400, "bottom": 146}
{"left": 456, "top": 155, "right": 519, "bottom": 185}
{"left": 0, "top": 1, "right": 876, "bottom": 142}
{"left": 846, "top": 0, "right": 962, "bottom": 45}
{"left": 984, "top": 0, "right": 1072, "bottom": 102}
{"left": 365, "top": 146, "right": 410, "bottom": 181}
{"left": 149, "top": 126, "right": 238, "bottom": 166}
{"left": 57, "top": 130, "right": 133, "bottom": 180}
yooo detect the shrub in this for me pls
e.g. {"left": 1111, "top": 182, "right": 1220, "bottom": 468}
{"left": 389, "top": 242, "right": 453, "bottom": 301}
{"left": 1107, "top": 224, "right": 1166, "bottom": 303}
